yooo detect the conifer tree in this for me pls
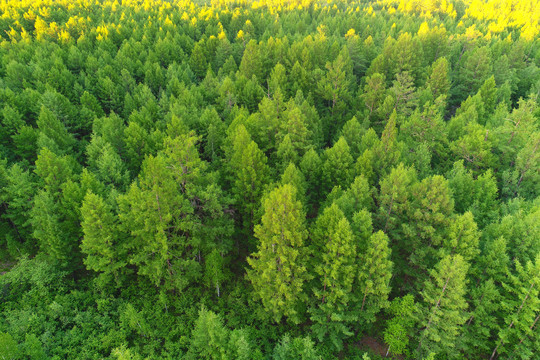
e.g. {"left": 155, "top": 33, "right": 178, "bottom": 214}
{"left": 360, "top": 72, "right": 387, "bottom": 126}
{"left": 247, "top": 184, "right": 308, "bottom": 324}
{"left": 36, "top": 106, "right": 76, "bottom": 156}
{"left": 426, "top": 57, "right": 450, "bottom": 100}
{"left": 416, "top": 255, "right": 469, "bottom": 359}
{"left": 281, "top": 162, "right": 307, "bottom": 209}
{"left": 228, "top": 125, "right": 270, "bottom": 232}
{"left": 459, "top": 278, "right": 502, "bottom": 358}
{"left": 357, "top": 230, "right": 393, "bottom": 328}
{"left": 239, "top": 40, "right": 263, "bottom": 81}
{"left": 391, "top": 71, "right": 418, "bottom": 117}
{"left": 300, "top": 148, "right": 323, "bottom": 210}
{"left": 373, "top": 110, "right": 402, "bottom": 178}
{"left": 441, "top": 212, "right": 480, "bottom": 262}
{"left": 186, "top": 307, "right": 230, "bottom": 360}
{"left": 333, "top": 175, "right": 374, "bottom": 219}
{"left": 81, "top": 192, "right": 125, "bottom": 282}
{"left": 189, "top": 42, "right": 208, "bottom": 80}
{"left": 491, "top": 256, "right": 540, "bottom": 359}
{"left": 339, "top": 116, "right": 366, "bottom": 159}
{"left": 309, "top": 203, "right": 358, "bottom": 349}
{"left": 321, "top": 137, "right": 354, "bottom": 193}
{"left": 317, "top": 49, "right": 354, "bottom": 135}
{"left": 0, "top": 163, "right": 37, "bottom": 255}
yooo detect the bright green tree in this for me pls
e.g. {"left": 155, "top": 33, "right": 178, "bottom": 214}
{"left": 228, "top": 125, "right": 270, "bottom": 232}
{"left": 384, "top": 295, "right": 416, "bottom": 357}
{"left": 357, "top": 230, "right": 393, "bottom": 328}
{"left": 491, "top": 255, "right": 540, "bottom": 359}
{"left": 247, "top": 184, "right": 308, "bottom": 324}
{"left": 416, "top": 255, "right": 469, "bottom": 359}
{"left": 309, "top": 203, "right": 358, "bottom": 350}
{"left": 80, "top": 192, "right": 125, "bottom": 283}
{"left": 321, "top": 137, "right": 354, "bottom": 193}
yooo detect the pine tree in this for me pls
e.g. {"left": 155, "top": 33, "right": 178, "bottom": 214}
{"left": 228, "top": 125, "right": 270, "bottom": 232}
{"left": 357, "top": 230, "right": 393, "bottom": 328}
{"left": 118, "top": 154, "right": 188, "bottom": 288}
{"left": 491, "top": 256, "right": 540, "bottom": 359}
{"left": 373, "top": 110, "right": 402, "bottom": 179}
{"left": 36, "top": 105, "right": 76, "bottom": 155}
{"left": 239, "top": 40, "right": 263, "bottom": 81}
{"left": 300, "top": 148, "right": 323, "bottom": 211}
{"left": 281, "top": 162, "right": 307, "bottom": 209}
{"left": 0, "top": 163, "right": 37, "bottom": 255}
{"left": 333, "top": 175, "right": 374, "bottom": 219}
{"left": 247, "top": 184, "right": 308, "bottom": 324}
{"left": 317, "top": 49, "right": 354, "bottom": 135}
{"left": 272, "top": 335, "right": 320, "bottom": 360}
{"left": 189, "top": 41, "right": 208, "bottom": 79}
{"left": 376, "top": 163, "right": 417, "bottom": 242}
{"left": 204, "top": 249, "right": 229, "bottom": 298}
{"left": 441, "top": 212, "right": 480, "bottom": 262}
{"left": 405, "top": 175, "right": 455, "bottom": 282}
{"left": 186, "top": 307, "right": 229, "bottom": 360}
{"left": 250, "top": 88, "right": 285, "bottom": 154}
{"left": 390, "top": 71, "right": 418, "bottom": 117}
{"left": 416, "top": 255, "right": 469, "bottom": 359}
{"left": 269, "top": 63, "right": 288, "bottom": 96}
{"left": 459, "top": 278, "right": 502, "bottom": 358}
{"left": 360, "top": 72, "right": 387, "bottom": 126}
{"left": 81, "top": 192, "right": 125, "bottom": 282}
{"left": 309, "top": 203, "right": 358, "bottom": 350}
{"left": 339, "top": 116, "right": 366, "bottom": 159}
{"left": 426, "top": 57, "right": 450, "bottom": 100}
{"left": 451, "top": 122, "right": 495, "bottom": 175}
{"left": 279, "top": 103, "right": 312, "bottom": 158}
{"left": 400, "top": 101, "right": 448, "bottom": 173}
{"left": 321, "top": 137, "right": 354, "bottom": 194}
{"left": 453, "top": 46, "right": 492, "bottom": 106}
{"left": 276, "top": 134, "right": 299, "bottom": 171}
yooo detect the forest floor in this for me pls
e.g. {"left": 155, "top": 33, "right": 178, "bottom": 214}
{"left": 357, "top": 336, "right": 404, "bottom": 359}
{"left": 0, "top": 260, "right": 15, "bottom": 276}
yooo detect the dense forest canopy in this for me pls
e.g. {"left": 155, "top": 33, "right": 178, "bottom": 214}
{"left": 0, "top": 0, "right": 539, "bottom": 358}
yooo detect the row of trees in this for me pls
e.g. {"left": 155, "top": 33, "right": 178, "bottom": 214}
{"left": 0, "top": 0, "right": 539, "bottom": 359}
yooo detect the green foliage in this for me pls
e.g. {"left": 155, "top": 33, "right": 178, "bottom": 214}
{"left": 247, "top": 184, "right": 308, "bottom": 324}
{"left": 0, "top": 0, "right": 538, "bottom": 358}
{"left": 416, "top": 255, "right": 469, "bottom": 359}
{"left": 357, "top": 231, "right": 393, "bottom": 327}
{"left": 384, "top": 295, "right": 416, "bottom": 356}
{"left": 0, "top": 332, "right": 21, "bottom": 360}
{"left": 272, "top": 335, "right": 320, "bottom": 360}
{"left": 309, "top": 203, "right": 358, "bottom": 349}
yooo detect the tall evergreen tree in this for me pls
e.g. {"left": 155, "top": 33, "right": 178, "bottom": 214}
{"left": 81, "top": 192, "right": 125, "bottom": 283}
{"left": 321, "top": 137, "right": 354, "bottom": 194}
{"left": 416, "top": 255, "right": 469, "bottom": 359}
{"left": 309, "top": 203, "right": 358, "bottom": 349}
{"left": 247, "top": 184, "right": 308, "bottom": 324}
{"left": 357, "top": 230, "right": 393, "bottom": 328}
{"left": 228, "top": 125, "right": 270, "bottom": 232}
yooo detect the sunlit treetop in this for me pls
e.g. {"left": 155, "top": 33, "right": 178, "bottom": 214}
{"left": 0, "top": 0, "right": 538, "bottom": 45}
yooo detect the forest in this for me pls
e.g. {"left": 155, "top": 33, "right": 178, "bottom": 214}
{"left": 0, "top": 0, "right": 539, "bottom": 359}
